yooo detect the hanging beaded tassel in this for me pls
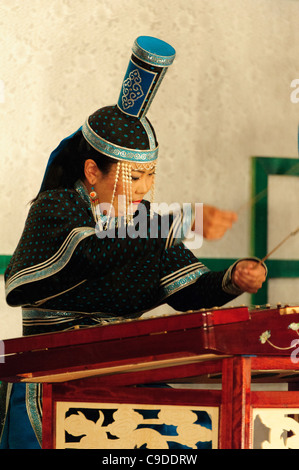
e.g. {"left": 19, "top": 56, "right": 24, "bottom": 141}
{"left": 104, "top": 161, "right": 121, "bottom": 230}
{"left": 121, "top": 161, "right": 134, "bottom": 225}
{"left": 126, "top": 163, "right": 134, "bottom": 225}
{"left": 121, "top": 162, "right": 127, "bottom": 223}
{"left": 150, "top": 171, "right": 156, "bottom": 219}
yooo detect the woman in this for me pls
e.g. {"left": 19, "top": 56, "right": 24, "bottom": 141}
{"left": 1, "top": 36, "right": 266, "bottom": 449}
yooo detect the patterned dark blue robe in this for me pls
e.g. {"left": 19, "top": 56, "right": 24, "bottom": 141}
{"left": 1, "top": 181, "right": 242, "bottom": 448}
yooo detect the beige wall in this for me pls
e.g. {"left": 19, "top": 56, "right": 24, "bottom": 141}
{"left": 1, "top": 0, "right": 299, "bottom": 339}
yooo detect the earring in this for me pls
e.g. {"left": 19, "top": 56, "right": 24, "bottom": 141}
{"left": 89, "top": 186, "right": 98, "bottom": 201}
{"left": 90, "top": 186, "right": 99, "bottom": 222}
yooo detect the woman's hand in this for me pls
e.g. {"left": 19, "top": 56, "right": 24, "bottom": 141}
{"left": 193, "top": 205, "right": 238, "bottom": 240}
{"left": 232, "top": 260, "right": 267, "bottom": 293}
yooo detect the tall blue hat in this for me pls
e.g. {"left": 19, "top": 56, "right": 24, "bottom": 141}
{"left": 82, "top": 36, "right": 176, "bottom": 163}
{"left": 40, "top": 36, "right": 175, "bottom": 193}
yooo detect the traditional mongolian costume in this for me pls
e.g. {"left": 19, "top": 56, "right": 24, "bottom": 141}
{"left": 0, "top": 36, "right": 264, "bottom": 448}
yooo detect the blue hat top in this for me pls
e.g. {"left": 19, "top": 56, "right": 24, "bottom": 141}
{"left": 82, "top": 36, "right": 176, "bottom": 163}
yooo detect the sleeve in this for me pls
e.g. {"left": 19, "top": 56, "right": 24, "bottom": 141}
{"left": 166, "top": 270, "right": 241, "bottom": 311}
{"left": 158, "top": 243, "right": 262, "bottom": 311}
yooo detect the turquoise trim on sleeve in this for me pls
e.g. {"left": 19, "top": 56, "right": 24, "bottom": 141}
{"left": 161, "top": 263, "right": 210, "bottom": 297}
{"left": 5, "top": 227, "right": 95, "bottom": 304}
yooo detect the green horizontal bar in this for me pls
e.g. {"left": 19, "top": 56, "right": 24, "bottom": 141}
{"left": 266, "top": 259, "right": 299, "bottom": 278}
{"left": 0, "top": 255, "right": 11, "bottom": 275}
{"left": 201, "top": 258, "right": 299, "bottom": 278}
{"left": 199, "top": 258, "right": 237, "bottom": 271}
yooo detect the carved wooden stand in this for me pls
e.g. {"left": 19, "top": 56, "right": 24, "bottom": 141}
{"left": 2, "top": 306, "right": 299, "bottom": 449}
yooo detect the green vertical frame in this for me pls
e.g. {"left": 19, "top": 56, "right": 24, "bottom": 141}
{"left": 251, "top": 156, "right": 299, "bottom": 305}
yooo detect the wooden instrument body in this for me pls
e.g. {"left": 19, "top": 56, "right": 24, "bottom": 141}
{"left": 0, "top": 305, "right": 298, "bottom": 383}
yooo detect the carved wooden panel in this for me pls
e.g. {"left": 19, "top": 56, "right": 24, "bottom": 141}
{"left": 55, "top": 401, "right": 219, "bottom": 449}
{"left": 253, "top": 408, "right": 299, "bottom": 449}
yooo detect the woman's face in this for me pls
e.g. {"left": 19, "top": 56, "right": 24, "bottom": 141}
{"left": 93, "top": 162, "right": 155, "bottom": 216}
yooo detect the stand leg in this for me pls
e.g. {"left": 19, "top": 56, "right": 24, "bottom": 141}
{"left": 219, "top": 358, "right": 234, "bottom": 448}
{"left": 232, "top": 356, "right": 252, "bottom": 449}
{"left": 42, "top": 383, "right": 54, "bottom": 449}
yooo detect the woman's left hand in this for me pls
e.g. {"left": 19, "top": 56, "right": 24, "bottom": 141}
{"left": 232, "top": 260, "right": 267, "bottom": 294}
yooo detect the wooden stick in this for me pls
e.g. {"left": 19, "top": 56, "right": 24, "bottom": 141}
{"left": 260, "top": 226, "right": 299, "bottom": 263}
{"left": 237, "top": 161, "right": 299, "bottom": 215}
{"left": 236, "top": 188, "right": 267, "bottom": 215}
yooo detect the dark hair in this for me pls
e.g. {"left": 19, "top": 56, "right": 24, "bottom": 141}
{"left": 32, "top": 131, "right": 115, "bottom": 202}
